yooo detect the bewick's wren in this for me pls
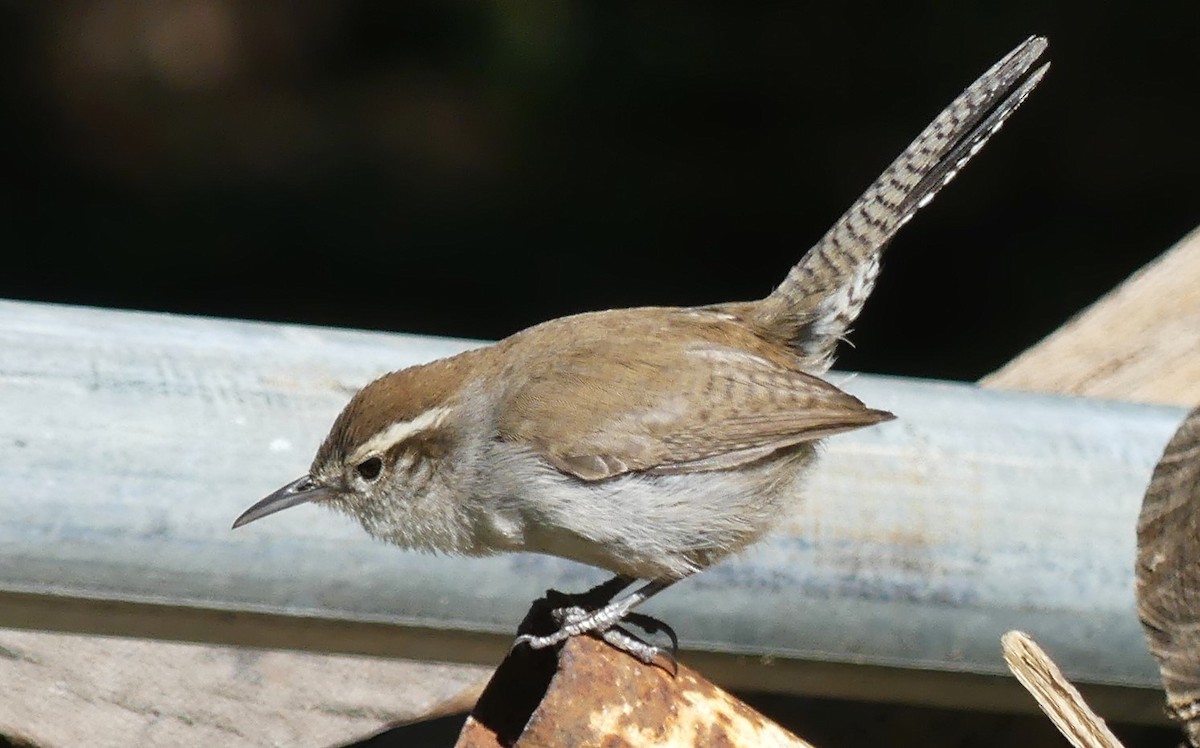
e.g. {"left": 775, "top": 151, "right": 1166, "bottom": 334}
{"left": 235, "top": 37, "right": 1048, "bottom": 661}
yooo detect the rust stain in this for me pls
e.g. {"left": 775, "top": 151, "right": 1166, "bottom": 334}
{"left": 456, "top": 614, "right": 813, "bottom": 747}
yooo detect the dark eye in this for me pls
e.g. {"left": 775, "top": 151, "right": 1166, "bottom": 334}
{"left": 356, "top": 456, "right": 383, "bottom": 481}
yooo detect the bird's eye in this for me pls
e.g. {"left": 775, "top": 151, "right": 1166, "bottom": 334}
{"left": 356, "top": 456, "right": 383, "bottom": 481}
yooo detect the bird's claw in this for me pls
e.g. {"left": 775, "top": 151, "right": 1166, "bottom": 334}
{"left": 513, "top": 605, "right": 678, "bottom": 672}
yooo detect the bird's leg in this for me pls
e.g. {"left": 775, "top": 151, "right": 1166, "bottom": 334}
{"left": 544, "top": 576, "right": 676, "bottom": 653}
{"left": 515, "top": 579, "right": 675, "bottom": 657}
{"left": 538, "top": 573, "right": 635, "bottom": 624}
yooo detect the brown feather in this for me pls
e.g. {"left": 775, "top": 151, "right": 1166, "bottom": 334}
{"left": 496, "top": 306, "right": 893, "bottom": 481}
{"left": 314, "top": 347, "right": 488, "bottom": 466}
{"left": 1137, "top": 407, "right": 1200, "bottom": 744}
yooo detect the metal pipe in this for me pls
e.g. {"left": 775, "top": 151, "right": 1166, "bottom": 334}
{"left": 0, "top": 299, "right": 1185, "bottom": 718}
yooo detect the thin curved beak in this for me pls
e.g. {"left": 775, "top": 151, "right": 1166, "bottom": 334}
{"left": 232, "top": 475, "right": 332, "bottom": 529}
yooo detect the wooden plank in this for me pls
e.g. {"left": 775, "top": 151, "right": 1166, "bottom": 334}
{"left": 0, "top": 628, "right": 486, "bottom": 747}
{"left": 982, "top": 227, "right": 1200, "bottom": 406}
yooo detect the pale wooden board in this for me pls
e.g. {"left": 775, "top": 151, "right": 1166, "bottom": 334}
{"left": 0, "top": 628, "right": 487, "bottom": 747}
{"left": 983, "top": 227, "right": 1200, "bottom": 406}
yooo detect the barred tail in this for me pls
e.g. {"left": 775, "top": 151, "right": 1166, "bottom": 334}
{"left": 1137, "top": 407, "right": 1200, "bottom": 744}
{"left": 758, "top": 36, "right": 1049, "bottom": 373}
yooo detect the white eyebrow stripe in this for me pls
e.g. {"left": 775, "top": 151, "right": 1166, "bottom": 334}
{"left": 348, "top": 406, "right": 451, "bottom": 464}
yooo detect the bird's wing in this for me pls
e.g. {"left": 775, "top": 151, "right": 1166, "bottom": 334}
{"left": 498, "top": 319, "right": 892, "bottom": 481}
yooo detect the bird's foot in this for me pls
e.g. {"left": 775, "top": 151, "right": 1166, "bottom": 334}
{"left": 597, "top": 626, "right": 676, "bottom": 671}
{"left": 513, "top": 593, "right": 677, "bottom": 668}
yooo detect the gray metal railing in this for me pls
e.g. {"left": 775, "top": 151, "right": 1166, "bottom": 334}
{"left": 0, "top": 299, "right": 1184, "bottom": 719}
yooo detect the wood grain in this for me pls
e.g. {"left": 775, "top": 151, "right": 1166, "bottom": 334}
{"left": 0, "top": 628, "right": 486, "bottom": 747}
{"left": 982, "top": 227, "right": 1200, "bottom": 406}
{"left": 1001, "top": 631, "right": 1125, "bottom": 748}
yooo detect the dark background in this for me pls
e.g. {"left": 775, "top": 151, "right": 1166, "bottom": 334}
{"left": 1, "top": 2, "right": 1197, "bottom": 381}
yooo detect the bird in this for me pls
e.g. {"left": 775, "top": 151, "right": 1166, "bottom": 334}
{"left": 1137, "top": 406, "right": 1200, "bottom": 746}
{"left": 234, "top": 37, "right": 1049, "bottom": 662}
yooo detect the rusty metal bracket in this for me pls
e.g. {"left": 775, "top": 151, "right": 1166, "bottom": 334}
{"left": 454, "top": 603, "right": 814, "bottom": 747}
